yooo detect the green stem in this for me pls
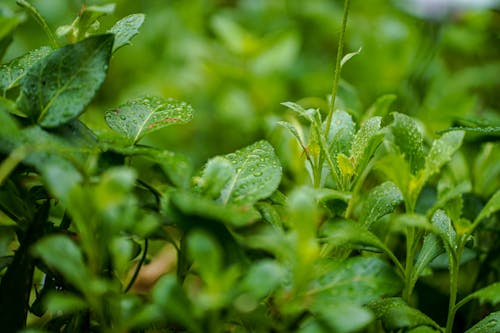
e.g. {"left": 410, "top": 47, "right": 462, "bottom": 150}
{"left": 445, "top": 242, "right": 464, "bottom": 333}
{"left": 324, "top": 0, "right": 351, "bottom": 139}
{"left": 403, "top": 226, "right": 416, "bottom": 302}
{"left": 16, "top": 0, "right": 59, "bottom": 48}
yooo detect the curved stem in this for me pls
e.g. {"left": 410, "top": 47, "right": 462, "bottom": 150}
{"left": 124, "top": 238, "right": 149, "bottom": 293}
{"left": 16, "top": 0, "right": 59, "bottom": 48}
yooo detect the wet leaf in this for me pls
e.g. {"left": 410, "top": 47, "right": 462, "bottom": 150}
{"left": 314, "top": 257, "right": 402, "bottom": 305}
{"left": 413, "top": 233, "right": 443, "bottom": 280}
{"left": 350, "top": 116, "right": 384, "bottom": 174}
{"left": 465, "top": 311, "right": 500, "bottom": 333}
{"left": 431, "top": 209, "right": 456, "bottom": 253}
{"left": 368, "top": 297, "right": 441, "bottom": 331}
{"left": 422, "top": 131, "right": 465, "bottom": 183}
{"left": 0, "top": 46, "right": 52, "bottom": 93}
{"left": 105, "top": 96, "right": 193, "bottom": 144}
{"left": 219, "top": 140, "right": 282, "bottom": 205}
{"left": 361, "top": 181, "right": 403, "bottom": 228}
{"left": 109, "top": 13, "right": 145, "bottom": 52}
{"left": 17, "top": 34, "right": 114, "bottom": 128}
{"left": 324, "top": 110, "right": 355, "bottom": 157}
{"left": 385, "top": 112, "right": 424, "bottom": 174}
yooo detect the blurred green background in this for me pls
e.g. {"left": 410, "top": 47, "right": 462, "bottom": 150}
{"left": 1, "top": 0, "right": 499, "bottom": 167}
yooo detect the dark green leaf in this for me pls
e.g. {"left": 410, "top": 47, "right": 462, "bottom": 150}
{"left": 0, "top": 46, "right": 52, "bottom": 93}
{"left": 31, "top": 235, "right": 91, "bottom": 293}
{"left": 368, "top": 297, "right": 441, "bottom": 331}
{"left": 219, "top": 140, "right": 282, "bottom": 205}
{"left": 44, "top": 292, "right": 88, "bottom": 315}
{"left": 361, "top": 181, "right": 403, "bottom": 228}
{"left": 314, "top": 257, "right": 402, "bottom": 305}
{"left": 474, "top": 189, "right": 500, "bottom": 227}
{"left": 238, "top": 260, "right": 284, "bottom": 299}
{"left": 17, "top": 34, "right": 114, "bottom": 127}
{"left": 310, "top": 301, "right": 373, "bottom": 333}
{"left": 465, "top": 311, "right": 500, "bottom": 333}
{"left": 105, "top": 96, "right": 193, "bottom": 143}
{"left": 413, "top": 233, "right": 443, "bottom": 280}
{"left": 187, "top": 230, "right": 222, "bottom": 281}
{"left": 0, "top": 15, "right": 22, "bottom": 60}
{"left": 109, "top": 14, "right": 145, "bottom": 52}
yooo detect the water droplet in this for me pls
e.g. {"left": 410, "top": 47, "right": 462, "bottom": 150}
{"left": 253, "top": 171, "right": 263, "bottom": 177}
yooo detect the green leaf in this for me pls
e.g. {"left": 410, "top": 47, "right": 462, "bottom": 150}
{"left": 309, "top": 301, "right": 373, "bottom": 333}
{"left": 324, "top": 110, "right": 355, "bottom": 156}
{"left": 219, "top": 140, "right": 282, "bottom": 205}
{"left": 170, "top": 191, "right": 260, "bottom": 228}
{"left": 350, "top": 116, "right": 384, "bottom": 174}
{"left": 385, "top": 112, "right": 425, "bottom": 174}
{"left": 375, "top": 153, "right": 410, "bottom": 203}
{"left": 340, "top": 47, "right": 362, "bottom": 68}
{"left": 474, "top": 189, "right": 500, "bottom": 227}
{"left": 473, "top": 143, "right": 500, "bottom": 197}
{"left": 431, "top": 209, "right": 457, "bottom": 252}
{"left": 0, "top": 15, "right": 22, "bottom": 60}
{"left": 193, "top": 156, "right": 235, "bottom": 199}
{"left": 361, "top": 181, "right": 403, "bottom": 228}
{"left": 238, "top": 260, "right": 284, "bottom": 300}
{"left": 281, "top": 101, "right": 314, "bottom": 122}
{"left": 31, "top": 235, "right": 91, "bottom": 293}
{"left": 322, "top": 221, "right": 403, "bottom": 273}
{"left": 421, "top": 131, "right": 465, "bottom": 183}
{"left": 152, "top": 275, "right": 200, "bottom": 333}
{"left": 0, "top": 46, "right": 52, "bottom": 93}
{"left": 465, "top": 311, "right": 500, "bottom": 333}
{"left": 187, "top": 230, "right": 222, "bottom": 283}
{"left": 44, "top": 292, "right": 88, "bottom": 315}
{"left": 17, "top": 34, "right": 114, "bottom": 128}
{"left": 277, "top": 121, "right": 308, "bottom": 152}
{"left": 412, "top": 233, "right": 443, "bottom": 283}
{"left": 313, "top": 257, "right": 402, "bottom": 305}
{"left": 109, "top": 13, "right": 145, "bottom": 52}
{"left": 105, "top": 96, "right": 194, "bottom": 144}
{"left": 368, "top": 297, "right": 442, "bottom": 331}
{"left": 466, "top": 282, "right": 500, "bottom": 306}
{"left": 362, "top": 94, "right": 396, "bottom": 122}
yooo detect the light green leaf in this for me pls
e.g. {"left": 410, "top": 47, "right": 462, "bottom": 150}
{"left": 187, "top": 230, "right": 222, "bottom": 283}
{"left": 277, "top": 121, "right": 308, "bottom": 151}
{"left": 325, "top": 110, "right": 355, "bottom": 156}
{"left": 473, "top": 143, "right": 500, "bottom": 197}
{"left": 473, "top": 189, "right": 500, "bottom": 228}
{"left": 281, "top": 101, "right": 314, "bottom": 122}
{"left": 152, "top": 275, "right": 200, "bottom": 333}
{"left": 0, "top": 15, "right": 22, "bottom": 60}
{"left": 44, "top": 292, "right": 88, "bottom": 315}
{"left": 31, "top": 235, "right": 91, "bottom": 293}
{"left": 309, "top": 302, "right": 373, "bottom": 333}
{"left": 361, "top": 181, "right": 403, "bottom": 228}
{"left": 105, "top": 96, "right": 194, "bottom": 144}
{"left": 413, "top": 233, "right": 443, "bottom": 281}
{"left": 314, "top": 257, "right": 402, "bottom": 305}
{"left": 194, "top": 156, "right": 235, "bottom": 199}
{"left": 17, "top": 34, "right": 114, "bottom": 128}
{"left": 467, "top": 282, "right": 500, "bottom": 306}
{"left": 170, "top": 191, "right": 260, "bottom": 228}
{"left": 238, "top": 260, "right": 284, "bottom": 300}
{"left": 340, "top": 47, "right": 362, "bottom": 68}
{"left": 465, "top": 311, "right": 500, "bottom": 333}
{"left": 350, "top": 116, "right": 384, "bottom": 174}
{"left": 109, "top": 13, "right": 145, "bottom": 52}
{"left": 422, "top": 131, "right": 465, "bottom": 183}
{"left": 375, "top": 153, "right": 410, "bottom": 202}
{"left": 431, "top": 209, "right": 457, "bottom": 253}
{"left": 0, "top": 46, "right": 52, "bottom": 93}
{"left": 385, "top": 112, "right": 425, "bottom": 174}
{"left": 368, "top": 297, "right": 442, "bottom": 331}
{"left": 362, "top": 94, "right": 397, "bottom": 122}
{"left": 219, "top": 140, "right": 282, "bottom": 205}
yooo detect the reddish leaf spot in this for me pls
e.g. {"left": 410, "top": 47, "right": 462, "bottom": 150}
{"left": 161, "top": 118, "right": 180, "bottom": 123}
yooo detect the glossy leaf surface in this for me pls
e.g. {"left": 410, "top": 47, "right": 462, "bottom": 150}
{"left": 105, "top": 96, "right": 193, "bottom": 143}
{"left": 18, "top": 34, "right": 113, "bottom": 127}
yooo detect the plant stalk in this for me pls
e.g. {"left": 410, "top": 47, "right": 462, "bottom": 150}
{"left": 324, "top": 0, "right": 351, "bottom": 139}
{"left": 16, "top": 0, "right": 59, "bottom": 48}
